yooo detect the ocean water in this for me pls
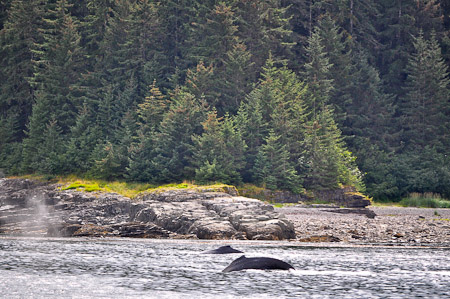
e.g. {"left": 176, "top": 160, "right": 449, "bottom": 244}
{"left": 1, "top": 237, "right": 449, "bottom": 298}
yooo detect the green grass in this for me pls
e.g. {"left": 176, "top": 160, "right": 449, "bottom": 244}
{"left": 13, "top": 175, "right": 153, "bottom": 198}
{"left": 58, "top": 178, "right": 155, "bottom": 197}
{"left": 145, "top": 182, "right": 237, "bottom": 195}
{"left": 399, "top": 192, "right": 450, "bottom": 208}
{"left": 52, "top": 176, "right": 237, "bottom": 198}
{"left": 14, "top": 174, "right": 240, "bottom": 198}
{"left": 61, "top": 181, "right": 102, "bottom": 192}
{"left": 272, "top": 203, "right": 297, "bottom": 208}
{"left": 371, "top": 201, "right": 403, "bottom": 207}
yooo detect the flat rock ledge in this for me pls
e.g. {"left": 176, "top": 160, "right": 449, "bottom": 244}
{"left": 0, "top": 178, "right": 295, "bottom": 240}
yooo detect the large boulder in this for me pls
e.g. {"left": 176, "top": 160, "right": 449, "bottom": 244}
{"left": 132, "top": 191, "right": 296, "bottom": 240}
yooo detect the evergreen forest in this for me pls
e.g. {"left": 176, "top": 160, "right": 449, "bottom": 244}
{"left": 1, "top": 0, "right": 449, "bottom": 200}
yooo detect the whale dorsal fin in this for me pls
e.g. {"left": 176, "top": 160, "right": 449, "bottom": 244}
{"left": 227, "top": 255, "right": 247, "bottom": 268}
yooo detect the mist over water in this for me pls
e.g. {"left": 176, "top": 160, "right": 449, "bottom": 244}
{"left": 17, "top": 192, "right": 57, "bottom": 236}
{"left": 1, "top": 237, "right": 449, "bottom": 298}
{"left": 27, "top": 193, "right": 49, "bottom": 226}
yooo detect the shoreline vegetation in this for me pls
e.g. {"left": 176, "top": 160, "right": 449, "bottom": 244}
{"left": 13, "top": 174, "right": 240, "bottom": 199}
{"left": 12, "top": 175, "right": 450, "bottom": 209}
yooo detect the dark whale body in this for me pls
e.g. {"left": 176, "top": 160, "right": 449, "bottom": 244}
{"left": 202, "top": 245, "right": 243, "bottom": 254}
{"left": 222, "top": 255, "right": 294, "bottom": 272}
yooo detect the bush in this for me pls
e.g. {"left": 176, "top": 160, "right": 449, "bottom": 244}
{"left": 399, "top": 192, "right": 450, "bottom": 208}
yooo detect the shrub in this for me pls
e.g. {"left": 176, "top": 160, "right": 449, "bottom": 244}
{"left": 399, "top": 192, "right": 450, "bottom": 208}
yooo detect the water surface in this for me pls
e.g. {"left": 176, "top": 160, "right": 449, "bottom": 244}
{"left": 1, "top": 237, "right": 449, "bottom": 298}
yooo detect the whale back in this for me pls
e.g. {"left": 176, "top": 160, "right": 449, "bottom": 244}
{"left": 222, "top": 255, "right": 294, "bottom": 272}
{"left": 202, "top": 245, "right": 243, "bottom": 254}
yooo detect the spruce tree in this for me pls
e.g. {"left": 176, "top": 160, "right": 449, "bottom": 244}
{"left": 0, "top": 110, "right": 22, "bottom": 174}
{"left": 65, "top": 103, "right": 100, "bottom": 174}
{"left": 35, "top": 119, "right": 66, "bottom": 174}
{"left": 22, "top": 0, "right": 83, "bottom": 172}
{"left": 182, "top": 61, "right": 218, "bottom": 110}
{"left": 391, "top": 145, "right": 450, "bottom": 199}
{"left": 345, "top": 50, "right": 396, "bottom": 149}
{"left": 301, "top": 107, "right": 363, "bottom": 191}
{"left": 237, "top": 57, "right": 308, "bottom": 182}
{"left": 343, "top": 50, "right": 397, "bottom": 198}
{"left": 329, "top": 0, "right": 379, "bottom": 49}
{"left": 376, "top": 0, "right": 446, "bottom": 98}
{"left": 159, "top": 0, "right": 196, "bottom": 83}
{"left": 265, "top": 60, "right": 308, "bottom": 163}
{"left": 95, "top": 0, "right": 130, "bottom": 90}
{"left": 88, "top": 79, "right": 140, "bottom": 180}
{"left": 150, "top": 89, "right": 208, "bottom": 183}
{"left": 0, "top": 0, "right": 21, "bottom": 172}
{"left": 300, "top": 27, "right": 364, "bottom": 191}
{"left": 191, "top": 110, "right": 246, "bottom": 185}
{"left": 235, "top": 0, "right": 294, "bottom": 73}
{"left": 127, "top": 81, "right": 169, "bottom": 182}
{"left": 303, "top": 28, "right": 334, "bottom": 114}
{"left": 401, "top": 32, "right": 450, "bottom": 151}
{"left": 253, "top": 131, "right": 301, "bottom": 192}
{"left": 375, "top": 0, "right": 416, "bottom": 98}
{"left": 82, "top": 0, "right": 114, "bottom": 65}
{"left": 77, "top": 0, "right": 114, "bottom": 116}
{"left": 186, "top": 2, "right": 254, "bottom": 115}
{"left": 80, "top": 0, "right": 130, "bottom": 146}
{"left": 391, "top": 31, "right": 450, "bottom": 197}
{"left": 0, "top": 0, "right": 44, "bottom": 169}
{"left": 236, "top": 89, "right": 268, "bottom": 182}
{"left": 187, "top": 2, "right": 239, "bottom": 69}
{"left": 120, "top": 0, "right": 167, "bottom": 95}
{"left": 219, "top": 42, "right": 254, "bottom": 114}
{"left": 316, "top": 15, "right": 352, "bottom": 125}
{"left": 31, "top": 0, "right": 84, "bottom": 134}
{"left": 88, "top": 140, "right": 125, "bottom": 180}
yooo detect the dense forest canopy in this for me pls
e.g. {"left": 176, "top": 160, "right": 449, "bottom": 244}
{"left": 0, "top": 0, "right": 449, "bottom": 200}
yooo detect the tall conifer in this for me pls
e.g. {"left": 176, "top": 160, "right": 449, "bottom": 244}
{"left": 235, "top": 0, "right": 294, "bottom": 73}
{"left": 253, "top": 131, "right": 301, "bottom": 192}
{"left": 0, "top": 0, "right": 43, "bottom": 151}
{"left": 301, "top": 107, "right": 363, "bottom": 190}
{"left": 150, "top": 89, "right": 208, "bottom": 183}
{"left": 22, "top": 0, "right": 83, "bottom": 173}
{"left": 127, "top": 81, "right": 169, "bottom": 182}
{"left": 191, "top": 110, "right": 246, "bottom": 185}
{"left": 401, "top": 32, "right": 450, "bottom": 151}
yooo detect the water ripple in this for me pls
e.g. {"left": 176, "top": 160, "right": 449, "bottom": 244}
{"left": 1, "top": 237, "right": 449, "bottom": 298}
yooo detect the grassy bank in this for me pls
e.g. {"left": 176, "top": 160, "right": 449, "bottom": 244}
{"left": 10, "top": 175, "right": 450, "bottom": 208}
{"left": 13, "top": 175, "right": 237, "bottom": 198}
{"left": 399, "top": 192, "right": 450, "bottom": 208}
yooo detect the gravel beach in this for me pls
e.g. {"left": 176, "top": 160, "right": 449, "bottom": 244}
{"left": 276, "top": 206, "right": 450, "bottom": 247}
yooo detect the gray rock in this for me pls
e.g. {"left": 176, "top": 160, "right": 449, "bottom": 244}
{"left": 0, "top": 178, "right": 295, "bottom": 240}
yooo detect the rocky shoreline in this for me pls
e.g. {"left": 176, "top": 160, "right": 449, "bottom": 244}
{"left": 0, "top": 178, "right": 295, "bottom": 240}
{"left": 277, "top": 205, "right": 450, "bottom": 247}
{"left": 1, "top": 178, "right": 449, "bottom": 246}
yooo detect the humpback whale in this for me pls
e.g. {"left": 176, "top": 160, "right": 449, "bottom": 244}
{"left": 222, "top": 255, "right": 294, "bottom": 272}
{"left": 202, "top": 245, "right": 243, "bottom": 254}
